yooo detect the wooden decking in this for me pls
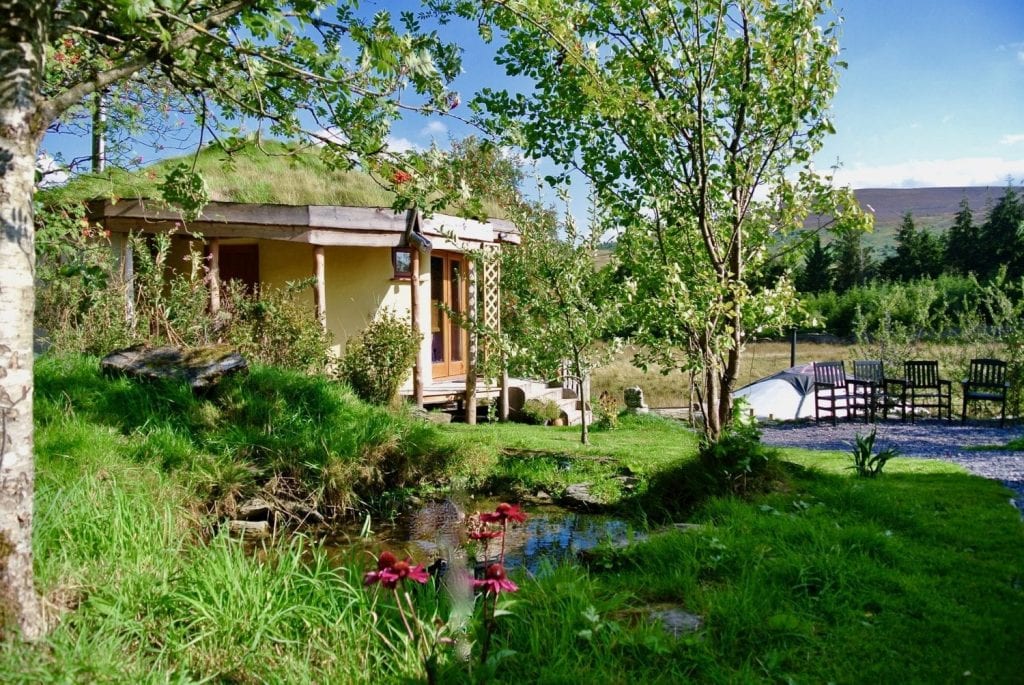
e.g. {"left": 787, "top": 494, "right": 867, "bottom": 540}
{"left": 402, "top": 377, "right": 503, "bottom": 406}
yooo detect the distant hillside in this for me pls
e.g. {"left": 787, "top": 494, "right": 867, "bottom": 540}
{"left": 843, "top": 186, "right": 1019, "bottom": 251}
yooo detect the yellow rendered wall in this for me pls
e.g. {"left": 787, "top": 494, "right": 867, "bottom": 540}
{"left": 139, "top": 236, "right": 428, "bottom": 382}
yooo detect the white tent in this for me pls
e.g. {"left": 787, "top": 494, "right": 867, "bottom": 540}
{"left": 732, "top": 363, "right": 836, "bottom": 421}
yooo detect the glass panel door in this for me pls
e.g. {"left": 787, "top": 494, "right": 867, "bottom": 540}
{"left": 429, "top": 252, "right": 467, "bottom": 379}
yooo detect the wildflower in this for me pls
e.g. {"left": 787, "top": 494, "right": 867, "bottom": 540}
{"left": 480, "top": 502, "right": 526, "bottom": 524}
{"left": 392, "top": 169, "right": 413, "bottom": 185}
{"left": 363, "top": 550, "right": 429, "bottom": 590}
{"left": 473, "top": 563, "right": 518, "bottom": 595}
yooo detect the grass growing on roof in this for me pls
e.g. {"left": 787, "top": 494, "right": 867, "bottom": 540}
{"left": 41, "top": 139, "right": 508, "bottom": 218}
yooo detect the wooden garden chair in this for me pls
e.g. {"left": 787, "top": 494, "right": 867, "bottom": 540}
{"left": 813, "top": 361, "right": 865, "bottom": 425}
{"left": 961, "top": 358, "right": 1009, "bottom": 427}
{"left": 852, "top": 360, "right": 905, "bottom": 421}
{"left": 902, "top": 360, "right": 952, "bottom": 422}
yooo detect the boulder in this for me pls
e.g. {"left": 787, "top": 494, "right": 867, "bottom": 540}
{"left": 623, "top": 386, "right": 649, "bottom": 414}
{"left": 101, "top": 344, "right": 248, "bottom": 390}
{"left": 561, "top": 482, "right": 605, "bottom": 510}
{"left": 227, "top": 519, "right": 270, "bottom": 540}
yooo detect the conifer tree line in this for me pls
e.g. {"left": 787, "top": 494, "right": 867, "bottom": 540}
{"left": 795, "top": 186, "right": 1024, "bottom": 294}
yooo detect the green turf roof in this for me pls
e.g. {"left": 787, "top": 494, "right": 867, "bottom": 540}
{"left": 41, "top": 141, "right": 507, "bottom": 219}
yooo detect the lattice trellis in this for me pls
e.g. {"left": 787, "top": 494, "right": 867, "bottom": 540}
{"left": 480, "top": 246, "right": 502, "bottom": 365}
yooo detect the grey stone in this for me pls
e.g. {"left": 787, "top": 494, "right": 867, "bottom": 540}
{"left": 227, "top": 519, "right": 270, "bottom": 540}
{"left": 101, "top": 344, "right": 248, "bottom": 390}
{"left": 561, "top": 482, "right": 604, "bottom": 509}
{"left": 648, "top": 605, "right": 704, "bottom": 638}
{"left": 237, "top": 498, "right": 274, "bottom": 521}
{"left": 623, "top": 386, "right": 649, "bottom": 414}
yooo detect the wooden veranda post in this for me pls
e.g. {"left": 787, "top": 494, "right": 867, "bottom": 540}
{"left": 121, "top": 235, "right": 135, "bottom": 330}
{"left": 465, "top": 257, "right": 478, "bottom": 424}
{"left": 313, "top": 246, "right": 326, "bottom": 331}
{"left": 208, "top": 237, "right": 221, "bottom": 315}
{"left": 411, "top": 248, "right": 424, "bottom": 408}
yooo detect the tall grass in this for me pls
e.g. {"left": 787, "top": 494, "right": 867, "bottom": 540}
{"left": 6, "top": 354, "right": 1022, "bottom": 683}
{"left": 34, "top": 354, "right": 458, "bottom": 513}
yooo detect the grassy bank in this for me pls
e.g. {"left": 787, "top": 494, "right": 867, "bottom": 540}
{"left": 3, "top": 355, "right": 1022, "bottom": 682}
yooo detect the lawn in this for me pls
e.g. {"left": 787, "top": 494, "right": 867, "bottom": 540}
{"left": 2, "top": 355, "right": 1022, "bottom": 683}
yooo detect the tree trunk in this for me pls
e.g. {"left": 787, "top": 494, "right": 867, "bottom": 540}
{"left": 0, "top": 1, "right": 49, "bottom": 640}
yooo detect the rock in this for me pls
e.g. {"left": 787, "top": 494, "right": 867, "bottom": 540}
{"left": 279, "top": 500, "right": 325, "bottom": 524}
{"left": 561, "top": 483, "right": 604, "bottom": 510}
{"left": 648, "top": 605, "right": 704, "bottom": 638}
{"left": 623, "top": 386, "right": 649, "bottom": 414}
{"left": 237, "top": 497, "right": 274, "bottom": 521}
{"left": 227, "top": 519, "right": 270, "bottom": 540}
{"left": 101, "top": 344, "right": 248, "bottom": 390}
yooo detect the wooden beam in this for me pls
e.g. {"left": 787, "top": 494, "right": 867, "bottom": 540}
{"left": 121, "top": 235, "right": 135, "bottom": 331}
{"left": 411, "top": 249, "right": 424, "bottom": 408}
{"left": 208, "top": 237, "right": 221, "bottom": 315}
{"left": 313, "top": 246, "right": 326, "bottom": 331}
{"left": 465, "top": 258, "right": 478, "bottom": 425}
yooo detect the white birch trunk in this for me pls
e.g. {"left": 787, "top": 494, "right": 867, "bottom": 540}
{"left": 0, "top": 1, "right": 48, "bottom": 639}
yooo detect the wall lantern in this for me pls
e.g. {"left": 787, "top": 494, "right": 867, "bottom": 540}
{"left": 391, "top": 246, "right": 414, "bottom": 280}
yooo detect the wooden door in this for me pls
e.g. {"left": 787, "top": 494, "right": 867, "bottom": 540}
{"left": 430, "top": 252, "right": 467, "bottom": 379}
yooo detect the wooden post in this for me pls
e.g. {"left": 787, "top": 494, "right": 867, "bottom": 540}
{"left": 208, "top": 237, "right": 221, "bottom": 315}
{"left": 121, "top": 235, "right": 135, "bottom": 331}
{"left": 411, "top": 249, "right": 424, "bottom": 408}
{"left": 313, "top": 245, "right": 326, "bottom": 331}
{"left": 465, "top": 257, "right": 478, "bottom": 424}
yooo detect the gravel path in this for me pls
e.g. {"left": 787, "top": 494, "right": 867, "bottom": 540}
{"left": 759, "top": 420, "right": 1024, "bottom": 514}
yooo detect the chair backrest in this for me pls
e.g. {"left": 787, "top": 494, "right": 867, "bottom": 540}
{"left": 813, "top": 361, "right": 847, "bottom": 387}
{"left": 967, "top": 358, "right": 1006, "bottom": 387}
{"left": 904, "top": 360, "right": 941, "bottom": 387}
{"left": 853, "top": 360, "right": 884, "bottom": 384}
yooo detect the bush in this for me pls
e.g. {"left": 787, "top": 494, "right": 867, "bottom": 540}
{"left": 698, "top": 407, "right": 777, "bottom": 495}
{"left": 339, "top": 310, "right": 421, "bottom": 405}
{"left": 223, "top": 279, "right": 333, "bottom": 373}
{"left": 519, "top": 398, "right": 563, "bottom": 425}
{"left": 593, "top": 391, "right": 619, "bottom": 431}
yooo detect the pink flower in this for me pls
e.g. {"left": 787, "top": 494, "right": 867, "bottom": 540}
{"left": 363, "top": 551, "right": 429, "bottom": 590}
{"left": 473, "top": 563, "right": 518, "bottom": 595}
{"left": 480, "top": 502, "right": 527, "bottom": 524}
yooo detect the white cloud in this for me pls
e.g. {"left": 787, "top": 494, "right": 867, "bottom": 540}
{"left": 420, "top": 120, "right": 448, "bottom": 137}
{"left": 1001, "top": 134, "right": 1024, "bottom": 146}
{"left": 1018, "top": 49, "right": 1024, "bottom": 65}
{"left": 831, "top": 157, "right": 1024, "bottom": 188}
{"left": 384, "top": 135, "right": 421, "bottom": 154}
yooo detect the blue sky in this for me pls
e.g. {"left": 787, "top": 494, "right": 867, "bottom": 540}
{"left": 386, "top": 0, "right": 1024, "bottom": 191}
{"left": 43, "top": 1, "right": 1023, "bottom": 195}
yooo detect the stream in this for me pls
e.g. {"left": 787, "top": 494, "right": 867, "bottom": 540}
{"left": 324, "top": 497, "right": 644, "bottom": 575}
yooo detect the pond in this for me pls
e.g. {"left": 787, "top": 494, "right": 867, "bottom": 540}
{"left": 324, "top": 497, "right": 644, "bottom": 575}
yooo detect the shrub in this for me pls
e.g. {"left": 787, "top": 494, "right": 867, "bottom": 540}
{"left": 339, "top": 310, "right": 421, "bottom": 405}
{"left": 698, "top": 405, "right": 777, "bottom": 495}
{"left": 593, "top": 391, "right": 619, "bottom": 431}
{"left": 849, "top": 429, "right": 898, "bottom": 477}
{"left": 521, "top": 398, "right": 563, "bottom": 425}
{"left": 223, "top": 278, "right": 333, "bottom": 373}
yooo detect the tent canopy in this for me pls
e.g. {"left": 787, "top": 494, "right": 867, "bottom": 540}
{"left": 732, "top": 363, "right": 823, "bottom": 421}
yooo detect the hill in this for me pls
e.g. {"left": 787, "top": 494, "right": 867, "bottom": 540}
{"left": 850, "top": 186, "right": 1019, "bottom": 250}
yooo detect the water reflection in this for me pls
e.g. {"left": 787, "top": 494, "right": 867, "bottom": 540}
{"left": 349, "top": 499, "right": 643, "bottom": 575}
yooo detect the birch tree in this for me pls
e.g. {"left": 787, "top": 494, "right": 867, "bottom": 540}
{"left": 443, "top": 0, "right": 869, "bottom": 439}
{"left": 0, "top": 0, "right": 460, "bottom": 639}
